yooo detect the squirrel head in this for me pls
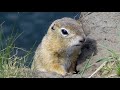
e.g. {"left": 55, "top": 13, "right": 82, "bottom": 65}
{"left": 46, "top": 17, "right": 86, "bottom": 50}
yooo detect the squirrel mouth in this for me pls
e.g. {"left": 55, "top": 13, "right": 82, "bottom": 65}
{"left": 74, "top": 44, "right": 81, "bottom": 46}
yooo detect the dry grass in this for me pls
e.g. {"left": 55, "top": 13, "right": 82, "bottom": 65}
{"left": 0, "top": 22, "right": 34, "bottom": 78}
{"left": 87, "top": 44, "right": 120, "bottom": 78}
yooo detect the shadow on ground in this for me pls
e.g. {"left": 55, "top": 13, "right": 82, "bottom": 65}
{"left": 77, "top": 38, "right": 98, "bottom": 71}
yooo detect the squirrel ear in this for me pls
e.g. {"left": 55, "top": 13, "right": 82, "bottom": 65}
{"left": 51, "top": 24, "right": 55, "bottom": 30}
{"left": 51, "top": 23, "right": 60, "bottom": 31}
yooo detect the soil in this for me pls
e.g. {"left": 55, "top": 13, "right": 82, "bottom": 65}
{"left": 32, "top": 12, "right": 120, "bottom": 78}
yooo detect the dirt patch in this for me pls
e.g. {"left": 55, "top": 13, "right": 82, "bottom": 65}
{"left": 76, "top": 12, "right": 120, "bottom": 78}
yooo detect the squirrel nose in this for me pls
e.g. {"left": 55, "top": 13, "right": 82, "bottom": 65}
{"left": 79, "top": 38, "right": 85, "bottom": 43}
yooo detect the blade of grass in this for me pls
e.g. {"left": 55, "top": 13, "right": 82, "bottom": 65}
{"left": 88, "top": 61, "right": 107, "bottom": 78}
{"left": 24, "top": 41, "right": 37, "bottom": 67}
{"left": 79, "top": 53, "right": 94, "bottom": 77}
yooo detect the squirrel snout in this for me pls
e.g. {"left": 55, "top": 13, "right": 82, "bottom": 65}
{"left": 79, "top": 38, "right": 85, "bottom": 43}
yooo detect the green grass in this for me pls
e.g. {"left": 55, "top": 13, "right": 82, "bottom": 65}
{"left": 116, "top": 61, "right": 120, "bottom": 76}
{"left": 0, "top": 22, "right": 34, "bottom": 78}
{"left": 78, "top": 43, "right": 120, "bottom": 78}
{"left": 98, "top": 44, "right": 120, "bottom": 77}
{"left": 79, "top": 53, "right": 94, "bottom": 78}
{"left": 88, "top": 44, "right": 120, "bottom": 78}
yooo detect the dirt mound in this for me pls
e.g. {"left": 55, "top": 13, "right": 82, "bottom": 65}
{"left": 76, "top": 12, "right": 120, "bottom": 77}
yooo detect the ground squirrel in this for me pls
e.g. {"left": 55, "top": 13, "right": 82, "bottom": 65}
{"left": 31, "top": 17, "right": 86, "bottom": 76}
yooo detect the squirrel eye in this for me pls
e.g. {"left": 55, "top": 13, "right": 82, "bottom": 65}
{"left": 61, "top": 29, "right": 69, "bottom": 35}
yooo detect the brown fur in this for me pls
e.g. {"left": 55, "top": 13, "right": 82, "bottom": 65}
{"left": 31, "top": 17, "right": 86, "bottom": 76}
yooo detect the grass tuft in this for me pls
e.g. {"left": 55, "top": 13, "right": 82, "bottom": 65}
{"left": 90, "top": 44, "right": 120, "bottom": 78}
{"left": 0, "top": 22, "right": 34, "bottom": 78}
